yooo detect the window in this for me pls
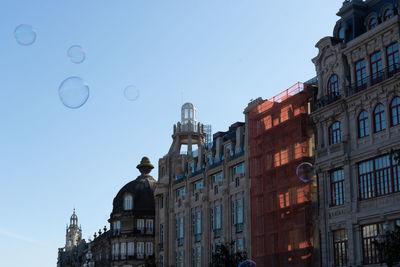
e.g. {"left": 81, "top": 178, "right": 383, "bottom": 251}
{"left": 358, "top": 154, "right": 400, "bottom": 200}
{"left": 374, "top": 103, "right": 386, "bottom": 132}
{"left": 338, "top": 26, "right": 345, "bottom": 40}
{"left": 160, "top": 223, "right": 164, "bottom": 248}
{"left": 327, "top": 74, "right": 339, "bottom": 97}
{"left": 176, "top": 187, "right": 185, "bottom": 199}
{"left": 333, "top": 229, "right": 348, "bottom": 266}
{"left": 192, "top": 247, "right": 201, "bottom": 267}
{"left": 387, "top": 42, "right": 399, "bottom": 74}
{"left": 146, "top": 219, "right": 153, "bottom": 234}
{"left": 279, "top": 192, "right": 290, "bottom": 208}
{"left": 127, "top": 242, "right": 134, "bottom": 256}
{"left": 368, "top": 17, "right": 377, "bottom": 30}
{"left": 384, "top": 8, "right": 393, "bottom": 21}
{"left": 215, "top": 205, "right": 222, "bottom": 230}
{"left": 121, "top": 242, "right": 126, "bottom": 259}
{"left": 124, "top": 195, "right": 132, "bottom": 210}
{"left": 391, "top": 97, "right": 400, "bottom": 126}
{"left": 329, "top": 121, "right": 342, "bottom": 145}
{"left": 137, "top": 242, "right": 144, "bottom": 258}
{"left": 113, "top": 221, "right": 120, "bottom": 234}
{"left": 331, "top": 169, "right": 345, "bottom": 206}
{"left": 207, "top": 154, "right": 213, "bottom": 165}
{"left": 362, "top": 223, "right": 383, "bottom": 264}
{"left": 137, "top": 219, "right": 145, "bottom": 232}
{"left": 358, "top": 110, "right": 370, "bottom": 138}
{"left": 176, "top": 250, "right": 184, "bottom": 267}
{"left": 160, "top": 255, "right": 164, "bottom": 267}
{"left": 233, "top": 163, "right": 245, "bottom": 180}
{"left": 193, "top": 180, "right": 203, "bottom": 191}
{"left": 160, "top": 196, "right": 164, "bottom": 209}
{"left": 177, "top": 216, "right": 184, "bottom": 240}
{"left": 212, "top": 172, "right": 223, "bottom": 183}
{"left": 237, "top": 238, "right": 244, "bottom": 252}
{"left": 370, "top": 51, "right": 383, "bottom": 84}
{"left": 145, "top": 242, "right": 153, "bottom": 256}
{"left": 355, "top": 59, "right": 367, "bottom": 90}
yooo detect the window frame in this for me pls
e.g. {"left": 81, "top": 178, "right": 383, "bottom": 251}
{"left": 329, "top": 121, "right": 342, "bottom": 145}
{"left": 327, "top": 74, "right": 339, "bottom": 97}
{"left": 330, "top": 169, "right": 345, "bottom": 206}
{"left": 368, "top": 17, "right": 378, "bottom": 30}
{"left": 355, "top": 59, "right": 367, "bottom": 90}
{"left": 362, "top": 223, "right": 383, "bottom": 265}
{"left": 383, "top": 8, "right": 393, "bottom": 21}
{"left": 391, "top": 97, "right": 400, "bottom": 126}
{"left": 387, "top": 42, "right": 399, "bottom": 74}
{"left": 358, "top": 110, "right": 370, "bottom": 138}
{"left": 333, "top": 229, "right": 348, "bottom": 266}
{"left": 373, "top": 103, "right": 386, "bottom": 132}
{"left": 370, "top": 51, "right": 383, "bottom": 84}
{"left": 124, "top": 194, "right": 133, "bottom": 211}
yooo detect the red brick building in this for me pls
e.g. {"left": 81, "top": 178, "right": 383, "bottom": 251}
{"left": 244, "top": 82, "right": 316, "bottom": 266}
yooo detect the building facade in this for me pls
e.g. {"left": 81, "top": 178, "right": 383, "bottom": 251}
{"left": 108, "top": 157, "right": 157, "bottom": 267}
{"left": 245, "top": 83, "right": 316, "bottom": 267}
{"left": 311, "top": 0, "right": 400, "bottom": 266}
{"left": 154, "top": 103, "right": 251, "bottom": 267}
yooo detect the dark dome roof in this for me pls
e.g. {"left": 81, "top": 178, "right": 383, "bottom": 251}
{"left": 111, "top": 173, "right": 157, "bottom": 217}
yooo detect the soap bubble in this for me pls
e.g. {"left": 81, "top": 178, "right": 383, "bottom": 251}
{"left": 238, "top": 260, "right": 256, "bottom": 267}
{"left": 58, "top": 77, "right": 89, "bottom": 109}
{"left": 67, "top": 45, "right": 86, "bottom": 64}
{"left": 14, "top": 24, "right": 36, "bottom": 46}
{"left": 124, "top": 85, "right": 140, "bottom": 101}
{"left": 296, "top": 162, "right": 314, "bottom": 183}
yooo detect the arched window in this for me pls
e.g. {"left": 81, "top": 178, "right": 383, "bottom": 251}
{"left": 358, "top": 110, "right": 369, "bottom": 138}
{"left": 124, "top": 195, "right": 133, "bottom": 210}
{"left": 368, "top": 17, "right": 378, "bottom": 30}
{"left": 374, "top": 104, "right": 386, "bottom": 132}
{"left": 339, "top": 26, "right": 345, "bottom": 40}
{"left": 383, "top": 9, "right": 393, "bottom": 21}
{"left": 329, "top": 121, "right": 342, "bottom": 145}
{"left": 391, "top": 97, "right": 400, "bottom": 126}
{"left": 327, "top": 74, "right": 339, "bottom": 97}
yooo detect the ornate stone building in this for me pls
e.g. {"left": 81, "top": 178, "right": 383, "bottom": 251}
{"left": 311, "top": 0, "right": 400, "bottom": 266}
{"left": 154, "top": 103, "right": 251, "bottom": 267}
{"left": 108, "top": 157, "right": 157, "bottom": 267}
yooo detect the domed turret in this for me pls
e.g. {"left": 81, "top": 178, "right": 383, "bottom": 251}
{"left": 181, "top": 102, "right": 196, "bottom": 126}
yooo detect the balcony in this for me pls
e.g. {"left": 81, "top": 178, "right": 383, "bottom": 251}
{"left": 345, "top": 64, "right": 400, "bottom": 97}
{"left": 314, "top": 92, "right": 342, "bottom": 110}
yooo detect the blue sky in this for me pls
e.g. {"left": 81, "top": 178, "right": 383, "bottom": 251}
{"left": 0, "top": 0, "right": 342, "bottom": 266}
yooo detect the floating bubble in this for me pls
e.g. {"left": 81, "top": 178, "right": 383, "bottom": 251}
{"left": 67, "top": 45, "right": 86, "bottom": 64}
{"left": 296, "top": 162, "right": 314, "bottom": 183}
{"left": 14, "top": 24, "right": 36, "bottom": 46}
{"left": 124, "top": 85, "right": 140, "bottom": 101}
{"left": 238, "top": 260, "right": 256, "bottom": 267}
{"left": 58, "top": 77, "right": 89, "bottom": 109}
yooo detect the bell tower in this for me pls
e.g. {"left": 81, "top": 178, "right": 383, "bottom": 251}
{"left": 65, "top": 209, "right": 82, "bottom": 251}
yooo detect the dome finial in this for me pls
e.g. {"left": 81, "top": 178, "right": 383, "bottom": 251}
{"left": 136, "top": 157, "right": 154, "bottom": 175}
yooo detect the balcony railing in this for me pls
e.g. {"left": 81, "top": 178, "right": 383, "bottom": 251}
{"left": 345, "top": 64, "right": 400, "bottom": 97}
{"left": 313, "top": 64, "right": 400, "bottom": 111}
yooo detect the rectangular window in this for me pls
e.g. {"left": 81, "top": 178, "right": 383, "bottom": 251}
{"left": 355, "top": 59, "right": 367, "bottom": 90}
{"left": 387, "top": 42, "right": 399, "bottom": 75}
{"left": 331, "top": 169, "right": 345, "bottom": 206}
{"left": 127, "top": 242, "right": 134, "bottom": 256}
{"left": 196, "top": 211, "right": 201, "bottom": 234}
{"left": 113, "top": 221, "right": 120, "bottom": 234}
{"left": 279, "top": 192, "right": 290, "bottom": 208}
{"left": 215, "top": 205, "right": 222, "bottom": 230}
{"left": 358, "top": 154, "right": 400, "bottom": 200}
{"left": 160, "top": 196, "right": 164, "bottom": 209}
{"left": 233, "top": 163, "right": 245, "bottom": 179}
{"left": 370, "top": 51, "right": 383, "bottom": 84}
{"left": 160, "top": 223, "right": 164, "bottom": 244}
{"left": 237, "top": 199, "right": 243, "bottom": 224}
{"left": 362, "top": 223, "right": 383, "bottom": 264}
{"left": 237, "top": 238, "right": 244, "bottom": 252}
{"left": 160, "top": 255, "right": 164, "bottom": 267}
{"left": 193, "top": 180, "right": 203, "bottom": 193}
{"left": 137, "top": 219, "right": 145, "bottom": 232}
{"left": 178, "top": 216, "right": 184, "bottom": 239}
{"left": 137, "top": 242, "right": 144, "bottom": 259}
{"left": 212, "top": 172, "right": 223, "bottom": 183}
{"left": 146, "top": 219, "right": 153, "bottom": 234}
{"left": 333, "top": 229, "right": 348, "bottom": 266}
{"left": 176, "top": 187, "right": 185, "bottom": 197}
{"left": 145, "top": 242, "right": 153, "bottom": 256}
{"left": 120, "top": 242, "right": 126, "bottom": 259}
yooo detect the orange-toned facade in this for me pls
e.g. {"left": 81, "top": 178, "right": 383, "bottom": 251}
{"left": 246, "top": 83, "right": 316, "bottom": 267}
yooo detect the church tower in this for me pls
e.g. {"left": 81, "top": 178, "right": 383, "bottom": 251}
{"left": 65, "top": 209, "right": 82, "bottom": 251}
